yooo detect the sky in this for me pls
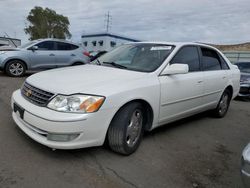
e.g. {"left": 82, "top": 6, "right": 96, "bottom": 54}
{"left": 0, "top": 0, "right": 249, "bottom": 45}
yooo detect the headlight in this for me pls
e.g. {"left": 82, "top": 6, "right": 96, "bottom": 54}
{"left": 47, "top": 94, "right": 105, "bottom": 113}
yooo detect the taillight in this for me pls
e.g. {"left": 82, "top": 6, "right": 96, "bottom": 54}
{"left": 83, "top": 52, "right": 90, "bottom": 57}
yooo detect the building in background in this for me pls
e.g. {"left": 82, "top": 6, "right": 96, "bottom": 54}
{"left": 0, "top": 37, "right": 21, "bottom": 48}
{"left": 81, "top": 32, "right": 140, "bottom": 52}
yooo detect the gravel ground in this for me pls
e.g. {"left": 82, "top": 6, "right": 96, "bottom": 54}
{"left": 0, "top": 71, "right": 249, "bottom": 188}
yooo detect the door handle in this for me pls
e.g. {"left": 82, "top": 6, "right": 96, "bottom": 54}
{"left": 197, "top": 80, "right": 203, "bottom": 83}
{"left": 49, "top": 54, "right": 55, "bottom": 56}
{"left": 71, "top": 54, "right": 76, "bottom": 56}
{"left": 222, "top": 76, "right": 226, "bottom": 79}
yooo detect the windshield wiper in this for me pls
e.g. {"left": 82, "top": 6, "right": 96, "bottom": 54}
{"left": 103, "top": 61, "right": 127, "bottom": 69}
{"left": 96, "top": 58, "right": 102, "bottom": 65}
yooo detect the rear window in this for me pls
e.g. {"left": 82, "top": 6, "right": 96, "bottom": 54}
{"left": 56, "top": 42, "right": 78, "bottom": 50}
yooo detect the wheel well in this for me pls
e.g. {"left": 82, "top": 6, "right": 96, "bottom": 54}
{"left": 4, "top": 59, "right": 28, "bottom": 70}
{"left": 116, "top": 99, "right": 154, "bottom": 131}
{"left": 225, "top": 85, "right": 233, "bottom": 99}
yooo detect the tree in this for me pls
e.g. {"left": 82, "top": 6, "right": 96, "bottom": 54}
{"left": 24, "top": 6, "right": 72, "bottom": 40}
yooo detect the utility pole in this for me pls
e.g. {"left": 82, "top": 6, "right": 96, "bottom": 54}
{"left": 105, "top": 11, "right": 112, "bottom": 33}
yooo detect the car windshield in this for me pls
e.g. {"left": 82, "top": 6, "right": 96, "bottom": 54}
{"left": 236, "top": 62, "right": 250, "bottom": 73}
{"left": 91, "top": 44, "right": 174, "bottom": 72}
{"left": 19, "top": 41, "right": 37, "bottom": 49}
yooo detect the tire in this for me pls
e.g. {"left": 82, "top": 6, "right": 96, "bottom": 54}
{"left": 107, "top": 102, "right": 145, "bottom": 155}
{"left": 5, "top": 60, "right": 26, "bottom": 77}
{"left": 213, "top": 89, "right": 232, "bottom": 118}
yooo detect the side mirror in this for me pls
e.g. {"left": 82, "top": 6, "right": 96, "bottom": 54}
{"left": 161, "top": 64, "right": 189, "bottom": 75}
{"left": 30, "top": 46, "right": 38, "bottom": 51}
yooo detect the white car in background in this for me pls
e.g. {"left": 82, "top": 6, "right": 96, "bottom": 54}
{"left": 11, "top": 42, "right": 240, "bottom": 155}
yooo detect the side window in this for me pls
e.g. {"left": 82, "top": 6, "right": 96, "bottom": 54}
{"left": 201, "top": 48, "right": 221, "bottom": 71}
{"left": 70, "top": 44, "right": 79, "bottom": 50}
{"left": 171, "top": 46, "right": 200, "bottom": 72}
{"left": 56, "top": 42, "right": 75, "bottom": 50}
{"left": 219, "top": 54, "right": 230, "bottom": 70}
{"left": 36, "top": 41, "right": 55, "bottom": 50}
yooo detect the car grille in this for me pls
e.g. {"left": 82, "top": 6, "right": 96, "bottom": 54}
{"left": 21, "top": 82, "right": 55, "bottom": 106}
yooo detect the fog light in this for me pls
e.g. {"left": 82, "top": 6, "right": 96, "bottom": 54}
{"left": 47, "top": 133, "right": 80, "bottom": 142}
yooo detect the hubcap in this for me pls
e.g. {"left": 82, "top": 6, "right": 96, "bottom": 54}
{"left": 9, "top": 62, "right": 24, "bottom": 76}
{"left": 219, "top": 93, "right": 229, "bottom": 114}
{"left": 126, "top": 109, "right": 143, "bottom": 147}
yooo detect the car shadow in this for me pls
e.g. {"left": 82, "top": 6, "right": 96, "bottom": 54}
{"left": 144, "top": 111, "right": 210, "bottom": 138}
{"left": 12, "top": 110, "right": 212, "bottom": 160}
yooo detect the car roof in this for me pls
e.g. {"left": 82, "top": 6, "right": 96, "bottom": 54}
{"left": 127, "top": 41, "right": 219, "bottom": 50}
{"left": 33, "top": 38, "right": 78, "bottom": 45}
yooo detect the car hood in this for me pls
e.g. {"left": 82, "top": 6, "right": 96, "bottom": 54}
{"left": 26, "top": 64, "right": 147, "bottom": 95}
{"left": 0, "top": 47, "right": 20, "bottom": 51}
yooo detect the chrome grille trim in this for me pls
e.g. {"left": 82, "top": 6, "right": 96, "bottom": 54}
{"left": 21, "top": 82, "right": 55, "bottom": 106}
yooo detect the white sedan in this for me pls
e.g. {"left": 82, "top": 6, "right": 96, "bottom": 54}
{"left": 11, "top": 42, "right": 240, "bottom": 155}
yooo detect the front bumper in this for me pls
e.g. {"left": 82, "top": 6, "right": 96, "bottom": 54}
{"left": 238, "top": 83, "right": 250, "bottom": 98}
{"left": 11, "top": 90, "right": 114, "bottom": 149}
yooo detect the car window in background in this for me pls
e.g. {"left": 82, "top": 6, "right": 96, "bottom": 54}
{"left": 36, "top": 41, "right": 55, "bottom": 50}
{"left": 56, "top": 42, "right": 78, "bottom": 50}
{"left": 93, "top": 44, "right": 174, "bottom": 72}
{"left": 201, "top": 47, "right": 222, "bottom": 71}
{"left": 236, "top": 62, "right": 250, "bottom": 73}
{"left": 171, "top": 46, "right": 200, "bottom": 72}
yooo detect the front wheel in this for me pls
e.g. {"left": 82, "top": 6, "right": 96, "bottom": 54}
{"left": 5, "top": 60, "right": 26, "bottom": 77}
{"left": 213, "top": 89, "right": 231, "bottom": 118}
{"left": 107, "top": 102, "right": 145, "bottom": 155}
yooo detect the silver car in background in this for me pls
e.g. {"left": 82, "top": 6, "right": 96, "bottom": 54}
{"left": 241, "top": 143, "right": 250, "bottom": 187}
{"left": 0, "top": 39, "right": 90, "bottom": 77}
{"left": 235, "top": 62, "right": 250, "bottom": 99}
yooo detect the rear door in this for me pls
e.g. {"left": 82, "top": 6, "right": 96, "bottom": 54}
{"left": 55, "top": 42, "right": 79, "bottom": 67}
{"left": 199, "top": 47, "right": 228, "bottom": 106}
{"left": 159, "top": 46, "right": 204, "bottom": 123}
{"left": 28, "top": 41, "right": 57, "bottom": 69}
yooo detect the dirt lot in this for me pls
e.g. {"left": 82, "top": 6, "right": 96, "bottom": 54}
{"left": 0, "top": 71, "right": 249, "bottom": 188}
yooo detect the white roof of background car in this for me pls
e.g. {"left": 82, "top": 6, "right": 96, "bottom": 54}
{"left": 128, "top": 41, "right": 219, "bottom": 49}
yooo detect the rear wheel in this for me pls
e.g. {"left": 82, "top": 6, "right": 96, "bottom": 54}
{"left": 5, "top": 60, "right": 26, "bottom": 77}
{"left": 213, "top": 89, "right": 231, "bottom": 118}
{"left": 107, "top": 102, "right": 145, "bottom": 155}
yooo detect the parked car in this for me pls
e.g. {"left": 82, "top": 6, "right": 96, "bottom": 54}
{"left": 11, "top": 42, "right": 240, "bottom": 155}
{"left": 235, "top": 62, "right": 250, "bottom": 99}
{"left": 0, "top": 39, "right": 90, "bottom": 77}
{"left": 241, "top": 143, "right": 250, "bottom": 187}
